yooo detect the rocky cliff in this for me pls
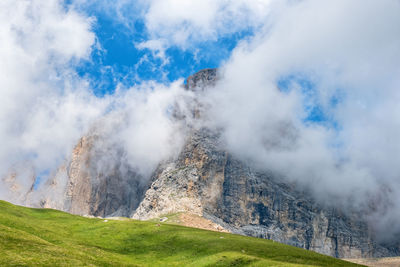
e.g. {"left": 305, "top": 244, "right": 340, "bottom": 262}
{"left": 133, "top": 126, "right": 400, "bottom": 258}
{"left": 37, "top": 134, "right": 147, "bottom": 217}
{"left": 33, "top": 68, "right": 399, "bottom": 258}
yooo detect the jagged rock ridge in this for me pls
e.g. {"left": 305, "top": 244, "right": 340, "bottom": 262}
{"left": 34, "top": 68, "right": 399, "bottom": 258}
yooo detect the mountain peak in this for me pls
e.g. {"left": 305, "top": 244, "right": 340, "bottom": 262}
{"left": 185, "top": 68, "right": 218, "bottom": 91}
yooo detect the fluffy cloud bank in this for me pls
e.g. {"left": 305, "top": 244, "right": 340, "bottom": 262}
{"left": 0, "top": 0, "right": 189, "bottom": 202}
{"left": 205, "top": 0, "right": 400, "bottom": 239}
{"left": 0, "top": 0, "right": 104, "bottom": 199}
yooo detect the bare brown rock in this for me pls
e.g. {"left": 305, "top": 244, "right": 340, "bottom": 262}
{"left": 178, "top": 213, "right": 229, "bottom": 233}
{"left": 39, "top": 132, "right": 147, "bottom": 217}
{"left": 344, "top": 257, "right": 400, "bottom": 267}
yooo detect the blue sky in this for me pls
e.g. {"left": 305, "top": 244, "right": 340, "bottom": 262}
{"left": 73, "top": 4, "right": 255, "bottom": 96}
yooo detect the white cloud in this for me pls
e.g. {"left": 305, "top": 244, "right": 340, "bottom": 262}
{"left": 0, "top": 0, "right": 193, "bottom": 204}
{"left": 203, "top": 0, "right": 400, "bottom": 238}
{"left": 139, "top": 0, "right": 276, "bottom": 51}
{"left": 98, "top": 80, "right": 193, "bottom": 177}
{"left": 0, "top": 0, "right": 104, "bottom": 201}
{"left": 135, "top": 39, "right": 169, "bottom": 66}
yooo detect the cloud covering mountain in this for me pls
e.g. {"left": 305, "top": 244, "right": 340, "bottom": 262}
{"left": 1, "top": 0, "right": 400, "bottom": 241}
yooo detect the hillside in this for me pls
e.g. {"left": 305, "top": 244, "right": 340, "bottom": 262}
{"left": 0, "top": 200, "right": 359, "bottom": 266}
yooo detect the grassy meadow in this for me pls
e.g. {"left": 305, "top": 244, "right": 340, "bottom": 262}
{"left": 0, "top": 200, "right": 361, "bottom": 266}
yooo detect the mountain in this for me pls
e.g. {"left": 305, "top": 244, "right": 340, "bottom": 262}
{"left": 30, "top": 69, "right": 399, "bottom": 259}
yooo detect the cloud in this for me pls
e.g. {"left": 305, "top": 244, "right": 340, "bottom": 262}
{"left": 96, "top": 80, "right": 193, "bottom": 178}
{"left": 202, "top": 0, "right": 400, "bottom": 239}
{"left": 0, "top": 0, "right": 105, "bottom": 200}
{"left": 135, "top": 39, "right": 169, "bottom": 67}
{"left": 142, "top": 0, "right": 275, "bottom": 49}
{"left": 0, "top": 0, "right": 193, "bottom": 204}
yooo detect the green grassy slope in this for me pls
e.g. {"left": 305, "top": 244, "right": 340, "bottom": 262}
{"left": 0, "top": 200, "right": 361, "bottom": 266}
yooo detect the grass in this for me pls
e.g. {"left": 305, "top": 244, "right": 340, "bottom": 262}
{"left": 0, "top": 200, "right": 361, "bottom": 266}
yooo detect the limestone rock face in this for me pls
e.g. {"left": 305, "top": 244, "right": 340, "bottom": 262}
{"left": 33, "top": 68, "right": 400, "bottom": 258}
{"left": 2, "top": 166, "right": 35, "bottom": 205}
{"left": 133, "top": 69, "right": 399, "bottom": 258}
{"left": 132, "top": 126, "right": 398, "bottom": 258}
{"left": 40, "top": 134, "right": 147, "bottom": 217}
{"left": 185, "top": 68, "right": 218, "bottom": 91}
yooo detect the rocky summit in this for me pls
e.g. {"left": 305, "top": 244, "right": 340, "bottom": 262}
{"left": 31, "top": 69, "right": 399, "bottom": 258}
